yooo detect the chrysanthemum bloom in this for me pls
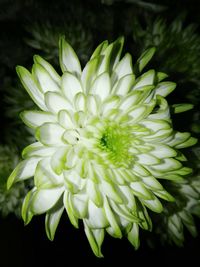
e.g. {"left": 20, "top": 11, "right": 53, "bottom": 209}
{"left": 8, "top": 37, "right": 197, "bottom": 257}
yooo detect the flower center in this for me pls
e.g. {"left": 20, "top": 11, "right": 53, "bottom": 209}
{"left": 99, "top": 123, "right": 133, "bottom": 167}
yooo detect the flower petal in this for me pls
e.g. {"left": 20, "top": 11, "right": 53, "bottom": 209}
{"left": 84, "top": 221, "right": 104, "bottom": 258}
{"left": 30, "top": 187, "right": 64, "bottom": 214}
{"left": 20, "top": 110, "right": 56, "bottom": 128}
{"left": 155, "top": 82, "right": 176, "bottom": 97}
{"left": 135, "top": 47, "right": 156, "bottom": 73}
{"left": 127, "top": 223, "right": 140, "bottom": 249}
{"left": 33, "top": 55, "right": 61, "bottom": 85}
{"left": 59, "top": 37, "right": 81, "bottom": 76}
{"left": 63, "top": 191, "right": 79, "bottom": 228}
{"left": 45, "top": 91, "right": 73, "bottom": 113}
{"left": 36, "top": 122, "right": 65, "bottom": 146}
{"left": 104, "top": 197, "right": 122, "bottom": 238}
{"left": 32, "top": 63, "right": 60, "bottom": 93}
{"left": 111, "top": 53, "right": 133, "bottom": 83}
{"left": 7, "top": 157, "right": 40, "bottom": 189}
{"left": 61, "top": 72, "right": 83, "bottom": 101}
{"left": 90, "top": 72, "right": 111, "bottom": 102}
{"left": 45, "top": 199, "right": 64, "bottom": 241}
{"left": 16, "top": 66, "right": 47, "bottom": 110}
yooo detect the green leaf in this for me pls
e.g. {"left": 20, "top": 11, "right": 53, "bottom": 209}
{"left": 172, "top": 103, "right": 194, "bottom": 113}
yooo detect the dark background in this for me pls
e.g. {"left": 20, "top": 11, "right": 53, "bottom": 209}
{"left": 1, "top": 0, "right": 200, "bottom": 266}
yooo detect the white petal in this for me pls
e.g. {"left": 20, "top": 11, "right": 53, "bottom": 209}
{"left": 34, "top": 157, "right": 63, "bottom": 188}
{"left": 7, "top": 157, "right": 40, "bottom": 189}
{"left": 62, "top": 129, "right": 80, "bottom": 145}
{"left": 45, "top": 91, "right": 73, "bottom": 113}
{"left": 74, "top": 92, "right": 86, "bottom": 111}
{"left": 36, "top": 122, "right": 65, "bottom": 146}
{"left": 155, "top": 82, "right": 176, "bottom": 97}
{"left": 103, "top": 197, "right": 122, "bottom": 238}
{"left": 33, "top": 55, "right": 61, "bottom": 85}
{"left": 61, "top": 72, "right": 83, "bottom": 101}
{"left": 113, "top": 74, "right": 135, "bottom": 95}
{"left": 45, "top": 204, "right": 64, "bottom": 241}
{"left": 69, "top": 193, "right": 88, "bottom": 218}
{"left": 86, "top": 200, "right": 108, "bottom": 228}
{"left": 51, "top": 147, "right": 68, "bottom": 175}
{"left": 58, "top": 109, "right": 75, "bottom": 129}
{"left": 136, "top": 153, "right": 160, "bottom": 165}
{"left": 111, "top": 53, "right": 133, "bottom": 83}
{"left": 86, "top": 95, "right": 100, "bottom": 115}
{"left": 16, "top": 66, "right": 47, "bottom": 110}
{"left": 90, "top": 72, "right": 111, "bottom": 102}
{"left": 22, "top": 142, "right": 56, "bottom": 159}
{"left": 30, "top": 187, "right": 64, "bottom": 214}
{"left": 21, "top": 110, "right": 56, "bottom": 128}
{"left": 59, "top": 37, "right": 81, "bottom": 76}
{"left": 32, "top": 63, "right": 60, "bottom": 93}
{"left": 133, "top": 70, "right": 155, "bottom": 89}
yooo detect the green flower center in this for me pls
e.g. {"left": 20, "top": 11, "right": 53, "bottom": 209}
{"left": 99, "top": 123, "right": 133, "bottom": 167}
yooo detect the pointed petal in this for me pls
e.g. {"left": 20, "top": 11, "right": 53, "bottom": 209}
{"left": 20, "top": 110, "right": 56, "bottom": 128}
{"left": 36, "top": 122, "right": 65, "bottom": 146}
{"left": 90, "top": 72, "right": 111, "bottom": 101}
{"left": 58, "top": 109, "right": 75, "bottom": 129}
{"left": 61, "top": 72, "right": 83, "bottom": 101}
{"left": 112, "top": 53, "right": 133, "bottom": 83}
{"left": 32, "top": 63, "right": 60, "bottom": 93}
{"left": 127, "top": 223, "right": 140, "bottom": 249}
{"left": 22, "top": 189, "right": 35, "bottom": 224}
{"left": 22, "top": 142, "right": 56, "bottom": 159}
{"left": 135, "top": 47, "right": 156, "bottom": 73}
{"left": 133, "top": 70, "right": 155, "bottom": 89}
{"left": 59, "top": 37, "right": 81, "bottom": 76}
{"left": 172, "top": 103, "right": 193, "bottom": 113}
{"left": 113, "top": 74, "right": 135, "bottom": 95}
{"left": 30, "top": 187, "right": 64, "bottom": 214}
{"left": 84, "top": 221, "right": 104, "bottom": 258}
{"left": 45, "top": 91, "right": 73, "bottom": 113}
{"left": 155, "top": 81, "right": 176, "bottom": 97}
{"left": 16, "top": 66, "right": 46, "bottom": 110}
{"left": 63, "top": 191, "right": 79, "bottom": 228}
{"left": 45, "top": 200, "right": 64, "bottom": 241}
{"left": 50, "top": 147, "right": 68, "bottom": 175}
{"left": 86, "top": 200, "right": 108, "bottom": 228}
{"left": 7, "top": 157, "right": 40, "bottom": 189}
{"left": 104, "top": 197, "right": 122, "bottom": 238}
{"left": 33, "top": 55, "right": 61, "bottom": 85}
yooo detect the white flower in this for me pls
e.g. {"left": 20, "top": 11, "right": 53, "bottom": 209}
{"left": 8, "top": 37, "right": 197, "bottom": 257}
